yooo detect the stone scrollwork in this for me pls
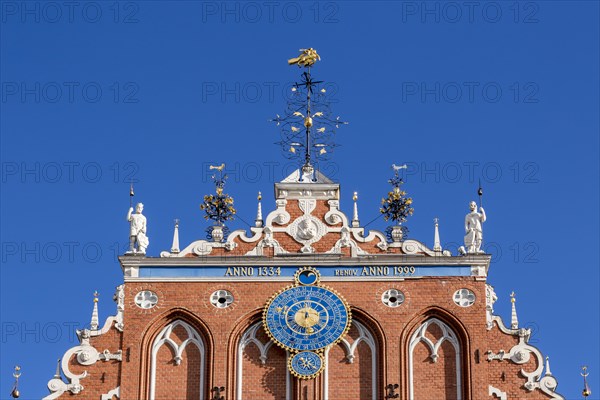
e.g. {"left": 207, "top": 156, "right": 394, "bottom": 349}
{"left": 488, "top": 385, "right": 507, "bottom": 400}
{"left": 401, "top": 240, "right": 436, "bottom": 256}
{"left": 487, "top": 316, "right": 564, "bottom": 400}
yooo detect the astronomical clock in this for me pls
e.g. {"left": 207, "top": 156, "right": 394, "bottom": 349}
{"left": 263, "top": 267, "right": 351, "bottom": 378}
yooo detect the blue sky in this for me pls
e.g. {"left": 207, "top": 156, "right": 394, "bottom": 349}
{"left": 1, "top": 1, "right": 598, "bottom": 398}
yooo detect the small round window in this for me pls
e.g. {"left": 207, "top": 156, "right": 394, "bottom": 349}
{"left": 210, "top": 290, "right": 234, "bottom": 308}
{"left": 453, "top": 289, "right": 476, "bottom": 307}
{"left": 381, "top": 289, "right": 405, "bottom": 308}
{"left": 135, "top": 290, "right": 158, "bottom": 309}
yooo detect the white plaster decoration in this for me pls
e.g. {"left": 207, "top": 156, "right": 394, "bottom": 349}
{"left": 401, "top": 239, "right": 437, "bottom": 256}
{"left": 487, "top": 316, "right": 564, "bottom": 400}
{"left": 90, "top": 296, "right": 99, "bottom": 331}
{"left": 486, "top": 349, "right": 509, "bottom": 362}
{"left": 324, "top": 200, "right": 349, "bottom": 226}
{"left": 43, "top": 342, "right": 89, "bottom": 399}
{"left": 381, "top": 289, "right": 405, "bottom": 307}
{"left": 485, "top": 284, "right": 498, "bottom": 330}
{"left": 44, "top": 285, "right": 126, "bottom": 399}
{"left": 161, "top": 226, "right": 266, "bottom": 257}
{"left": 255, "top": 192, "right": 264, "bottom": 227}
{"left": 453, "top": 289, "right": 476, "bottom": 307}
{"left": 471, "top": 266, "right": 487, "bottom": 277}
{"left": 135, "top": 290, "right": 159, "bottom": 309}
{"left": 266, "top": 199, "right": 290, "bottom": 226}
{"left": 127, "top": 202, "right": 149, "bottom": 254}
{"left": 286, "top": 214, "right": 327, "bottom": 253}
{"left": 463, "top": 201, "right": 486, "bottom": 254}
{"left": 510, "top": 293, "right": 519, "bottom": 329}
{"left": 351, "top": 194, "right": 360, "bottom": 228}
{"left": 326, "top": 227, "right": 367, "bottom": 256}
{"left": 433, "top": 218, "right": 442, "bottom": 252}
{"left": 170, "top": 220, "right": 180, "bottom": 254}
{"left": 150, "top": 320, "right": 205, "bottom": 400}
{"left": 350, "top": 228, "right": 389, "bottom": 251}
{"left": 99, "top": 349, "right": 123, "bottom": 362}
{"left": 210, "top": 290, "right": 234, "bottom": 308}
{"left": 101, "top": 386, "right": 120, "bottom": 400}
{"left": 408, "top": 318, "right": 462, "bottom": 400}
{"left": 113, "top": 284, "right": 125, "bottom": 332}
{"left": 237, "top": 322, "right": 291, "bottom": 400}
{"left": 324, "top": 321, "right": 377, "bottom": 400}
{"left": 488, "top": 385, "right": 507, "bottom": 400}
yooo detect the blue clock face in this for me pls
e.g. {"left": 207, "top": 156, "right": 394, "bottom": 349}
{"left": 264, "top": 285, "right": 351, "bottom": 352}
{"left": 289, "top": 351, "right": 324, "bottom": 379}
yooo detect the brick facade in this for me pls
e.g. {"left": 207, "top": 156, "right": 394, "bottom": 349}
{"left": 43, "top": 175, "right": 564, "bottom": 400}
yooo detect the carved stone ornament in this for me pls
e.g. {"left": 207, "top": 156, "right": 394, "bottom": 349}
{"left": 487, "top": 315, "right": 564, "bottom": 400}
{"left": 287, "top": 215, "right": 327, "bottom": 253}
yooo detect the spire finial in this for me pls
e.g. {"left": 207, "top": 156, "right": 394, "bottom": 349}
{"left": 10, "top": 365, "right": 21, "bottom": 398}
{"left": 545, "top": 356, "right": 553, "bottom": 376}
{"left": 433, "top": 217, "right": 442, "bottom": 252}
{"left": 582, "top": 366, "right": 592, "bottom": 398}
{"left": 510, "top": 291, "right": 519, "bottom": 329}
{"left": 272, "top": 49, "right": 347, "bottom": 174}
{"left": 90, "top": 291, "right": 99, "bottom": 330}
{"left": 171, "top": 219, "right": 180, "bottom": 254}
{"left": 352, "top": 191, "right": 360, "bottom": 227}
{"left": 53, "top": 359, "right": 61, "bottom": 379}
{"left": 255, "top": 192, "right": 263, "bottom": 227}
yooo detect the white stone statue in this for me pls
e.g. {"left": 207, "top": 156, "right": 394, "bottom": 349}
{"left": 463, "top": 201, "right": 486, "bottom": 254}
{"left": 127, "top": 202, "right": 149, "bottom": 254}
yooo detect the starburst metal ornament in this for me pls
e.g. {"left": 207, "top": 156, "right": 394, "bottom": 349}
{"left": 200, "top": 164, "right": 236, "bottom": 241}
{"left": 381, "top": 165, "right": 414, "bottom": 242}
{"left": 272, "top": 48, "right": 347, "bottom": 180}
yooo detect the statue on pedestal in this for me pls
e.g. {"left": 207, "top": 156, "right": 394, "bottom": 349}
{"left": 463, "top": 201, "right": 486, "bottom": 254}
{"left": 127, "top": 202, "right": 149, "bottom": 254}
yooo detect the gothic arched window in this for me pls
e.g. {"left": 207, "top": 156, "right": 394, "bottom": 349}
{"left": 408, "top": 318, "right": 462, "bottom": 400}
{"left": 149, "top": 320, "right": 206, "bottom": 400}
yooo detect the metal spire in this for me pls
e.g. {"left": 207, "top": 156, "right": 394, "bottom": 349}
{"left": 510, "top": 291, "right": 519, "bottom": 329}
{"left": 582, "top": 366, "right": 592, "bottom": 398}
{"left": 352, "top": 192, "right": 360, "bottom": 227}
{"left": 433, "top": 217, "right": 442, "bottom": 252}
{"left": 10, "top": 365, "right": 21, "bottom": 398}
{"left": 171, "top": 219, "right": 180, "bottom": 254}
{"left": 90, "top": 291, "right": 99, "bottom": 331}
{"left": 272, "top": 49, "right": 347, "bottom": 177}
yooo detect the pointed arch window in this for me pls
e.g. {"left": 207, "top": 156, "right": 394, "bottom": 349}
{"left": 236, "top": 322, "right": 291, "bottom": 400}
{"left": 408, "top": 318, "right": 462, "bottom": 400}
{"left": 149, "top": 320, "right": 206, "bottom": 400}
{"left": 323, "top": 320, "right": 378, "bottom": 400}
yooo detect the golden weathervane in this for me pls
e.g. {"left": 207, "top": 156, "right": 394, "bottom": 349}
{"left": 288, "top": 48, "right": 321, "bottom": 67}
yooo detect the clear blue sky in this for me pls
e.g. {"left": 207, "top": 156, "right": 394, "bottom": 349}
{"left": 1, "top": 1, "right": 598, "bottom": 398}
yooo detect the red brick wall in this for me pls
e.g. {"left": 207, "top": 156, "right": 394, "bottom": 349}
{"left": 240, "top": 326, "right": 287, "bottom": 400}
{"left": 57, "top": 275, "right": 557, "bottom": 400}
{"left": 152, "top": 324, "right": 203, "bottom": 399}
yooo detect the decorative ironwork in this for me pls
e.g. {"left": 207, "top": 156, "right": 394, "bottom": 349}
{"left": 272, "top": 48, "right": 347, "bottom": 178}
{"left": 384, "top": 383, "right": 399, "bottom": 399}
{"left": 211, "top": 386, "right": 225, "bottom": 400}
{"left": 380, "top": 165, "right": 414, "bottom": 225}
{"left": 200, "top": 164, "right": 236, "bottom": 240}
